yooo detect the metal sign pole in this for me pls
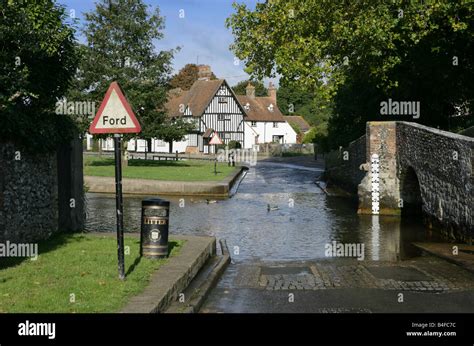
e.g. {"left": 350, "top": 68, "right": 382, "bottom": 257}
{"left": 114, "top": 134, "right": 125, "bottom": 280}
{"left": 214, "top": 144, "right": 217, "bottom": 175}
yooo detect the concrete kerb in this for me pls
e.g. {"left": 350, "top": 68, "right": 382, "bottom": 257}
{"left": 187, "top": 239, "right": 231, "bottom": 313}
{"left": 120, "top": 234, "right": 217, "bottom": 313}
{"left": 413, "top": 242, "right": 474, "bottom": 274}
{"left": 84, "top": 166, "right": 247, "bottom": 197}
{"left": 166, "top": 239, "right": 231, "bottom": 313}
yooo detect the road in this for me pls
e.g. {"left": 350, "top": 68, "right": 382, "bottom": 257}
{"left": 200, "top": 157, "right": 474, "bottom": 313}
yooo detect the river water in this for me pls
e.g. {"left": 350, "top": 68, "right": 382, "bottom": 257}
{"left": 85, "top": 161, "right": 428, "bottom": 262}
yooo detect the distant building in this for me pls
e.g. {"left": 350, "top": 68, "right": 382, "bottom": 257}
{"left": 98, "top": 65, "right": 297, "bottom": 153}
{"left": 237, "top": 82, "right": 297, "bottom": 149}
{"left": 285, "top": 115, "right": 311, "bottom": 143}
{"left": 164, "top": 76, "right": 246, "bottom": 154}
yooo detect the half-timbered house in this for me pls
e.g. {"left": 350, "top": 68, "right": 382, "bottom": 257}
{"left": 165, "top": 77, "right": 247, "bottom": 153}
{"left": 99, "top": 65, "right": 297, "bottom": 154}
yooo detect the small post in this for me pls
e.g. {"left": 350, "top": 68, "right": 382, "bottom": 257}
{"left": 175, "top": 150, "right": 178, "bottom": 161}
{"left": 114, "top": 134, "right": 125, "bottom": 280}
{"left": 214, "top": 144, "right": 218, "bottom": 174}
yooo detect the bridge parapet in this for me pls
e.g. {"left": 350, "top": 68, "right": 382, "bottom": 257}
{"left": 357, "top": 121, "right": 473, "bottom": 242}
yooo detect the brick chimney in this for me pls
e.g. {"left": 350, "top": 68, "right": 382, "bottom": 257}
{"left": 246, "top": 82, "right": 255, "bottom": 98}
{"left": 197, "top": 64, "right": 212, "bottom": 81}
{"left": 268, "top": 81, "right": 276, "bottom": 101}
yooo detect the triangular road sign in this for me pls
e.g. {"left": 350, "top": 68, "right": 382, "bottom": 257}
{"left": 89, "top": 81, "right": 141, "bottom": 134}
{"left": 209, "top": 132, "right": 223, "bottom": 145}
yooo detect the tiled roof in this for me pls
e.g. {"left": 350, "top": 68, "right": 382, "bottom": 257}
{"left": 165, "top": 79, "right": 224, "bottom": 117}
{"left": 203, "top": 128, "right": 214, "bottom": 138}
{"left": 165, "top": 79, "right": 287, "bottom": 122}
{"left": 285, "top": 116, "right": 311, "bottom": 133}
{"left": 236, "top": 95, "right": 285, "bottom": 122}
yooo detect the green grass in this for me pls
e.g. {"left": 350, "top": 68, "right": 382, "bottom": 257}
{"left": 0, "top": 233, "right": 183, "bottom": 313}
{"left": 84, "top": 156, "right": 236, "bottom": 181}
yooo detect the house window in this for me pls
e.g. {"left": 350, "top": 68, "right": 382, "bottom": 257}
{"left": 273, "top": 122, "right": 278, "bottom": 128}
{"left": 273, "top": 135, "right": 283, "bottom": 143}
{"left": 251, "top": 121, "right": 257, "bottom": 127}
{"left": 218, "top": 114, "right": 230, "bottom": 121}
{"left": 218, "top": 97, "right": 227, "bottom": 104}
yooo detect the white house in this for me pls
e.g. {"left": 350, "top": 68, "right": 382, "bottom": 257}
{"left": 164, "top": 76, "right": 247, "bottom": 154}
{"left": 237, "top": 82, "right": 297, "bottom": 149}
{"left": 93, "top": 65, "right": 297, "bottom": 153}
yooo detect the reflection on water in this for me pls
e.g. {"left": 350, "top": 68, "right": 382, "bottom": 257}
{"left": 85, "top": 161, "right": 430, "bottom": 262}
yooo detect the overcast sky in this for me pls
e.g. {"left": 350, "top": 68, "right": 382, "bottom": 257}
{"left": 58, "top": 0, "right": 277, "bottom": 87}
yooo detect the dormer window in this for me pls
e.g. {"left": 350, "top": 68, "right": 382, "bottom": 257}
{"left": 268, "top": 103, "right": 274, "bottom": 112}
{"left": 244, "top": 102, "right": 250, "bottom": 111}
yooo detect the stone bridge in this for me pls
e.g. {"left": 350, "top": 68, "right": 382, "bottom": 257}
{"left": 326, "top": 121, "right": 473, "bottom": 242}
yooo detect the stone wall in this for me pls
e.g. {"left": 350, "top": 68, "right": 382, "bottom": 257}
{"left": 353, "top": 121, "right": 473, "bottom": 242}
{"left": 324, "top": 135, "right": 366, "bottom": 194}
{"left": 0, "top": 143, "right": 58, "bottom": 243}
{"left": 0, "top": 138, "right": 85, "bottom": 244}
{"left": 396, "top": 122, "right": 474, "bottom": 241}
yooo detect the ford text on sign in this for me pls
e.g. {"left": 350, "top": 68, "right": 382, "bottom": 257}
{"left": 89, "top": 81, "right": 141, "bottom": 134}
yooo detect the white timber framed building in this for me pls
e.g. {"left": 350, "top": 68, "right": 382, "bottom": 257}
{"left": 87, "top": 65, "right": 297, "bottom": 153}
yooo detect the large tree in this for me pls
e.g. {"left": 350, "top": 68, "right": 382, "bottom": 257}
{"left": 0, "top": 0, "right": 78, "bottom": 152}
{"left": 71, "top": 0, "right": 175, "bottom": 150}
{"left": 227, "top": 1, "right": 473, "bottom": 149}
{"left": 156, "top": 118, "right": 195, "bottom": 153}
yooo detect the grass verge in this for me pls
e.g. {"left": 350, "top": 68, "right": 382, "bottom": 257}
{"left": 0, "top": 233, "right": 183, "bottom": 313}
{"left": 84, "top": 156, "right": 236, "bottom": 181}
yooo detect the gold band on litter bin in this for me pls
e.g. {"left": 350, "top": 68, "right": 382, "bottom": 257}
{"left": 143, "top": 252, "right": 167, "bottom": 256}
{"left": 143, "top": 245, "right": 167, "bottom": 249}
{"left": 143, "top": 218, "right": 168, "bottom": 225}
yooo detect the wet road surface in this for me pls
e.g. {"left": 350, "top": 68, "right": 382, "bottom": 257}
{"left": 85, "top": 159, "right": 474, "bottom": 313}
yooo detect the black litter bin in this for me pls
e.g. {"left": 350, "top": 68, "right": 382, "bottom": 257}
{"left": 140, "top": 198, "right": 170, "bottom": 259}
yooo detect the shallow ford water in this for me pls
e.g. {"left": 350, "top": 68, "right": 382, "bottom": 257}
{"left": 85, "top": 161, "right": 428, "bottom": 262}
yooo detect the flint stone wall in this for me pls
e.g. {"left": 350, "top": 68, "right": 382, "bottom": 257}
{"left": 0, "top": 143, "right": 58, "bottom": 243}
{"left": 325, "top": 135, "right": 367, "bottom": 194}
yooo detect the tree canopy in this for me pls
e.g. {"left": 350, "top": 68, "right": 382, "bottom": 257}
{"left": 70, "top": 0, "right": 175, "bottom": 143}
{"left": 169, "top": 63, "right": 216, "bottom": 91}
{"left": 227, "top": 0, "right": 473, "bottom": 149}
{"left": 0, "top": 0, "right": 78, "bottom": 152}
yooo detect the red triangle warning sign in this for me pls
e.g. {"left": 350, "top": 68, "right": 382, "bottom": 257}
{"left": 89, "top": 81, "right": 141, "bottom": 134}
{"left": 209, "top": 132, "right": 223, "bottom": 145}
